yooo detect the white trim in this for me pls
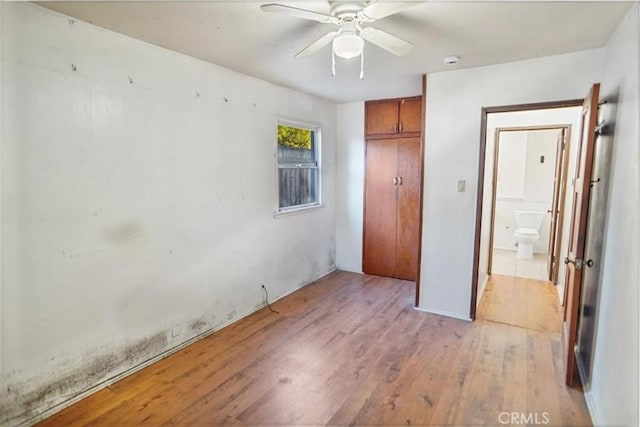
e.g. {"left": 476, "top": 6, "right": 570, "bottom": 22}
{"left": 496, "top": 197, "right": 555, "bottom": 203}
{"left": 276, "top": 116, "right": 323, "bottom": 132}
{"left": 476, "top": 275, "right": 490, "bottom": 309}
{"left": 273, "top": 203, "right": 324, "bottom": 218}
{"left": 414, "top": 306, "right": 473, "bottom": 322}
{"left": 335, "top": 266, "right": 363, "bottom": 274}
{"left": 274, "top": 117, "right": 323, "bottom": 214}
{"left": 493, "top": 245, "right": 517, "bottom": 251}
{"left": 576, "top": 352, "right": 596, "bottom": 426}
{"left": 493, "top": 245, "right": 549, "bottom": 254}
{"left": 20, "top": 268, "right": 337, "bottom": 427}
{"left": 583, "top": 390, "right": 599, "bottom": 425}
{"left": 495, "top": 197, "right": 525, "bottom": 201}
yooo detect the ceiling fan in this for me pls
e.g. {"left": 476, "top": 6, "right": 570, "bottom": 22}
{"left": 261, "top": 1, "right": 417, "bottom": 79}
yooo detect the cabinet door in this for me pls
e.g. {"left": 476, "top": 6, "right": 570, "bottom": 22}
{"left": 398, "top": 98, "right": 422, "bottom": 134}
{"left": 366, "top": 101, "right": 399, "bottom": 136}
{"left": 363, "top": 139, "right": 398, "bottom": 277}
{"left": 394, "top": 138, "right": 421, "bottom": 280}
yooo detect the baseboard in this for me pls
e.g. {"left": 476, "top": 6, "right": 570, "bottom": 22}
{"left": 20, "top": 268, "right": 337, "bottom": 427}
{"left": 582, "top": 390, "right": 598, "bottom": 426}
{"left": 335, "top": 265, "right": 363, "bottom": 274}
{"left": 476, "top": 275, "right": 489, "bottom": 309}
{"left": 576, "top": 355, "right": 596, "bottom": 426}
{"left": 414, "top": 306, "right": 472, "bottom": 322}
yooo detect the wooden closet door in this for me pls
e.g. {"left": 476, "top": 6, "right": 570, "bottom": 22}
{"left": 363, "top": 138, "right": 398, "bottom": 277}
{"left": 394, "top": 138, "right": 421, "bottom": 280}
{"left": 366, "top": 101, "right": 399, "bottom": 136}
{"left": 398, "top": 98, "right": 422, "bottom": 134}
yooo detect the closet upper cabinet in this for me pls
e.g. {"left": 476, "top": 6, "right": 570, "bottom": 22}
{"left": 365, "top": 97, "right": 422, "bottom": 138}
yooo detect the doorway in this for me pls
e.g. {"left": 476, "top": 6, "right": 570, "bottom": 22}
{"left": 471, "top": 86, "right": 603, "bottom": 389}
{"left": 477, "top": 125, "right": 572, "bottom": 332}
{"left": 488, "top": 126, "right": 570, "bottom": 283}
{"left": 471, "top": 100, "right": 582, "bottom": 328}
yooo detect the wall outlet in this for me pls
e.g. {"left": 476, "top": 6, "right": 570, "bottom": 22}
{"left": 457, "top": 180, "right": 466, "bottom": 192}
{"left": 172, "top": 322, "right": 181, "bottom": 337}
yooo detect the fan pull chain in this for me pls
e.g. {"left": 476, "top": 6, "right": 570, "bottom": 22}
{"left": 331, "top": 49, "right": 336, "bottom": 77}
{"left": 360, "top": 50, "right": 364, "bottom": 80}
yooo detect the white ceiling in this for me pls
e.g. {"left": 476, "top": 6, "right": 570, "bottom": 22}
{"left": 39, "top": 1, "right": 632, "bottom": 103}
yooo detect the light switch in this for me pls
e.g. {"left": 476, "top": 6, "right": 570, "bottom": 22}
{"left": 457, "top": 180, "right": 466, "bottom": 192}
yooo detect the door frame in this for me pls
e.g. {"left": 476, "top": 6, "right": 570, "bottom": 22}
{"left": 362, "top": 77, "right": 427, "bottom": 307}
{"left": 547, "top": 128, "right": 571, "bottom": 284}
{"left": 415, "top": 74, "right": 427, "bottom": 306}
{"left": 486, "top": 125, "right": 572, "bottom": 278}
{"left": 470, "top": 99, "right": 583, "bottom": 320}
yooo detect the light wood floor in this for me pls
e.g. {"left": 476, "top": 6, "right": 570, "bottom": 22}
{"left": 477, "top": 274, "right": 563, "bottom": 333}
{"left": 38, "top": 271, "right": 590, "bottom": 426}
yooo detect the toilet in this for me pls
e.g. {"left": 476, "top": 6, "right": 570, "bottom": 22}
{"left": 514, "top": 210, "right": 545, "bottom": 259}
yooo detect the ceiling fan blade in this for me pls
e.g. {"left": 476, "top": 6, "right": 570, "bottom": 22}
{"left": 296, "top": 31, "right": 340, "bottom": 59}
{"left": 358, "top": 1, "right": 417, "bottom": 22}
{"left": 361, "top": 27, "right": 414, "bottom": 56}
{"left": 261, "top": 4, "right": 339, "bottom": 24}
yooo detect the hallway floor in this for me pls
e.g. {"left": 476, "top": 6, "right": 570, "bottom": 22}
{"left": 38, "top": 271, "right": 589, "bottom": 426}
{"left": 492, "top": 248, "right": 549, "bottom": 281}
{"left": 477, "top": 273, "right": 562, "bottom": 332}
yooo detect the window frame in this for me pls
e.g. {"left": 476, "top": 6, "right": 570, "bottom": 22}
{"left": 274, "top": 118, "right": 323, "bottom": 216}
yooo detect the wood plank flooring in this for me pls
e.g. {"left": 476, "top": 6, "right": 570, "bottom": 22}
{"left": 38, "top": 271, "right": 591, "bottom": 426}
{"left": 477, "top": 274, "right": 563, "bottom": 333}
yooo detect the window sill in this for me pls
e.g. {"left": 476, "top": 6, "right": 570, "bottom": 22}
{"left": 273, "top": 204, "right": 324, "bottom": 219}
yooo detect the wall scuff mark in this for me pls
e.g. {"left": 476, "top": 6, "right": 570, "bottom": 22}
{"left": 0, "top": 331, "right": 168, "bottom": 426}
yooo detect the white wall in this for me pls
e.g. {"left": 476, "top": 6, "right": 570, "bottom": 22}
{"left": 478, "top": 108, "right": 582, "bottom": 307}
{"left": 524, "top": 130, "right": 558, "bottom": 204}
{"left": 493, "top": 129, "right": 558, "bottom": 253}
{"left": 585, "top": 4, "right": 639, "bottom": 426}
{"left": 336, "top": 102, "right": 364, "bottom": 273}
{"left": 496, "top": 131, "right": 527, "bottom": 199}
{"left": 0, "top": 3, "right": 337, "bottom": 425}
{"left": 421, "top": 48, "right": 603, "bottom": 318}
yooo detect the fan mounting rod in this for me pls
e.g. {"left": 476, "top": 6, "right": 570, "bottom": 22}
{"left": 330, "top": 1, "right": 367, "bottom": 21}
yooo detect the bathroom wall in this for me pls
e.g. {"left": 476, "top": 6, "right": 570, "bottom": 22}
{"left": 495, "top": 131, "right": 527, "bottom": 199}
{"left": 493, "top": 129, "right": 558, "bottom": 254}
{"left": 0, "top": 3, "right": 337, "bottom": 425}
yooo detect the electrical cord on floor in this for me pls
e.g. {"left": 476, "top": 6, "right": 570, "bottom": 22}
{"left": 261, "top": 285, "right": 280, "bottom": 314}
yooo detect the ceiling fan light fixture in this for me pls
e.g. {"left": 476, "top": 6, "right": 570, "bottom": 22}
{"left": 332, "top": 33, "right": 364, "bottom": 59}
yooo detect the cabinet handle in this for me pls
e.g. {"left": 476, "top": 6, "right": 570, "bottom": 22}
{"left": 393, "top": 123, "right": 398, "bottom": 132}
{"left": 393, "top": 177, "right": 398, "bottom": 185}
{"left": 399, "top": 123, "right": 403, "bottom": 132}
{"left": 398, "top": 177, "right": 403, "bottom": 185}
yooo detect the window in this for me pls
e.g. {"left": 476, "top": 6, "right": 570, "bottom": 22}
{"left": 276, "top": 121, "right": 321, "bottom": 212}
